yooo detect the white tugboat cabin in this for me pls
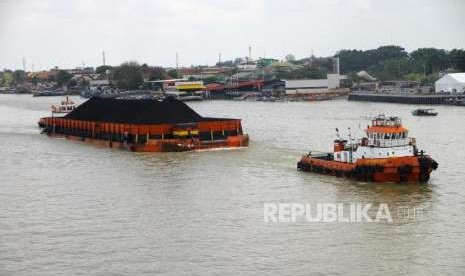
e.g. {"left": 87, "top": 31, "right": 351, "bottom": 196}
{"left": 333, "top": 115, "right": 416, "bottom": 163}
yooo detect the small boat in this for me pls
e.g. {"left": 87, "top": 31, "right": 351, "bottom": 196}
{"left": 297, "top": 115, "right": 438, "bottom": 183}
{"left": 51, "top": 97, "right": 76, "bottom": 115}
{"left": 411, "top": 109, "right": 438, "bottom": 116}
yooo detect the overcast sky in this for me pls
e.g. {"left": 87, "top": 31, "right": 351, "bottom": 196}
{"left": 1, "top": 0, "right": 464, "bottom": 71}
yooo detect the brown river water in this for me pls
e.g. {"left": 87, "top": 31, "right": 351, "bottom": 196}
{"left": 0, "top": 94, "right": 464, "bottom": 275}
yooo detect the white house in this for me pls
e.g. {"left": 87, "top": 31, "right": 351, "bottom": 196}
{"left": 435, "top": 73, "right": 465, "bottom": 93}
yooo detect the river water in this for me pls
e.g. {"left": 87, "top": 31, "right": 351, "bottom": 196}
{"left": 0, "top": 94, "right": 464, "bottom": 275}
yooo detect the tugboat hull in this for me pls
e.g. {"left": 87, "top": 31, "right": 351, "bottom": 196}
{"left": 297, "top": 155, "right": 438, "bottom": 183}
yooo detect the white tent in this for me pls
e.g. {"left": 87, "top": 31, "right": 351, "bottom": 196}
{"left": 357, "top": 70, "right": 376, "bottom": 81}
{"left": 435, "top": 73, "right": 465, "bottom": 93}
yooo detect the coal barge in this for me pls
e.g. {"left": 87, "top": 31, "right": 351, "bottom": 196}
{"left": 38, "top": 97, "right": 249, "bottom": 152}
{"left": 297, "top": 115, "right": 438, "bottom": 183}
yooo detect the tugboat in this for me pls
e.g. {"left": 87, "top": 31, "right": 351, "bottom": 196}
{"left": 297, "top": 115, "right": 438, "bottom": 183}
{"left": 51, "top": 97, "right": 76, "bottom": 115}
{"left": 411, "top": 108, "right": 438, "bottom": 116}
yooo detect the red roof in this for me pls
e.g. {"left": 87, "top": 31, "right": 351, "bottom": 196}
{"left": 205, "top": 83, "right": 225, "bottom": 92}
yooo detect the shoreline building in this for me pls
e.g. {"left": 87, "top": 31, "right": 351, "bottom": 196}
{"left": 285, "top": 73, "right": 346, "bottom": 94}
{"left": 435, "top": 73, "right": 465, "bottom": 93}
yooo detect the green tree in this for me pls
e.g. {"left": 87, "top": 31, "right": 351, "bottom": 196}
{"left": 370, "top": 58, "right": 412, "bottom": 80}
{"left": 13, "top": 70, "right": 26, "bottom": 83}
{"left": 367, "top": 46, "right": 408, "bottom": 63}
{"left": 449, "top": 49, "right": 465, "bottom": 72}
{"left": 1, "top": 72, "right": 14, "bottom": 87}
{"left": 167, "top": 69, "right": 179, "bottom": 79}
{"left": 337, "top": 45, "right": 408, "bottom": 74}
{"left": 148, "top": 67, "right": 168, "bottom": 81}
{"left": 405, "top": 72, "right": 425, "bottom": 82}
{"left": 202, "top": 75, "right": 225, "bottom": 84}
{"left": 112, "top": 61, "right": 143, "bottom": 90}
{"left": 56, "top": 70, "right": 72, "bottom": 86}
{"left": 95, "top": 65, "right": 112, "bottom": 75}
{"left": 410, "top": 48, "right": 449, "bottom": 75}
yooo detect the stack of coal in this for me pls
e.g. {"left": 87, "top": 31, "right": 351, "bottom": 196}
{"left": 65, "top": 97, "right": 205, "bottom": 124}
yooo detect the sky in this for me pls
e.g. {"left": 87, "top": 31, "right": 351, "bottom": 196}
{"left": 0, "top": 0, "right": 464, "bottom": 71}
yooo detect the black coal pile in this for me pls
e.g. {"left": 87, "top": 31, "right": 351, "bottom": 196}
{"left": 65, "top": 97, "right": 206, "bottom": 124}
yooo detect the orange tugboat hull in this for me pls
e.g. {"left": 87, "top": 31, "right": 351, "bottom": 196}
{"left": 297, "top": 155, "right": 438, "bottom": 183}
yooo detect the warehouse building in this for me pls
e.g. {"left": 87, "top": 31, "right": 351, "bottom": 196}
{"left": 285, "top": 74, "right": 345, "bottom": 94}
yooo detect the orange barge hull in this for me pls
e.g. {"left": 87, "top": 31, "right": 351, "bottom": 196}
{"left": 38, "top": 117, "right": 248, "bottom": 152}
{"left": 47, "top": 132, "right": 248, "bottom": 152}
{"left": 297, "top": 155, "right": 438, "bottom": 183}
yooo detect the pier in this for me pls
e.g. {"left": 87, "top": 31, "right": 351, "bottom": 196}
{"left": 348, "top": 92, "right": 465, "bottom": 105}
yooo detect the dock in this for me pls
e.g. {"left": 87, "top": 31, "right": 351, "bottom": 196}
{"left": 348, "top": 92, "right": 465, "bottom": 105}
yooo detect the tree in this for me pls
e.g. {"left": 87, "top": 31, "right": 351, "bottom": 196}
{"left": 410, "top": 48, "right": 449, "bottom": 75}
{"left": 202, "top": 75, "right": 225, "bottom": 84}
{"left": 112, "top": 61, "right": 143, "bottom": 90}
{"left": 167, "top": 69, "right": 179, "bottom": 79}
{"left": 337, "top": 49, "right": 370, "bottom": 74}
{"left": 369, "top": 58, "right": 412, "bottom": 81}
{"left": 1, "top": 72, "right": 14, "bottom": 87}
{"left": 449, "top": 49, "right": 465, "bottom": 72}
{"left": 148, "top": 67, "right": 168, "bottom": 81}
{"left": 56, "top": 70, "right": 72, "bottom": 86}
{"left": 337, "top": 45, "right": 408, "bottom": 74}
{"left": 367, "top": 46, "right": 408, "bottom": 63}
{"left": 13, "top": 70, "right": 26, "bottom": 83}
{"left": 95, "top": 65, "right": 112, "bottom": 75}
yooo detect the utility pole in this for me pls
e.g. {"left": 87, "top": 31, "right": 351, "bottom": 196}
{"left": 102, "top": 51, "right": 106, "bottom": 66}
{"left": 176, "top": 52, "right": 179, "bottom": 70}
{"left": 22, "top": 57, "right": 26, "bottom": 72}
